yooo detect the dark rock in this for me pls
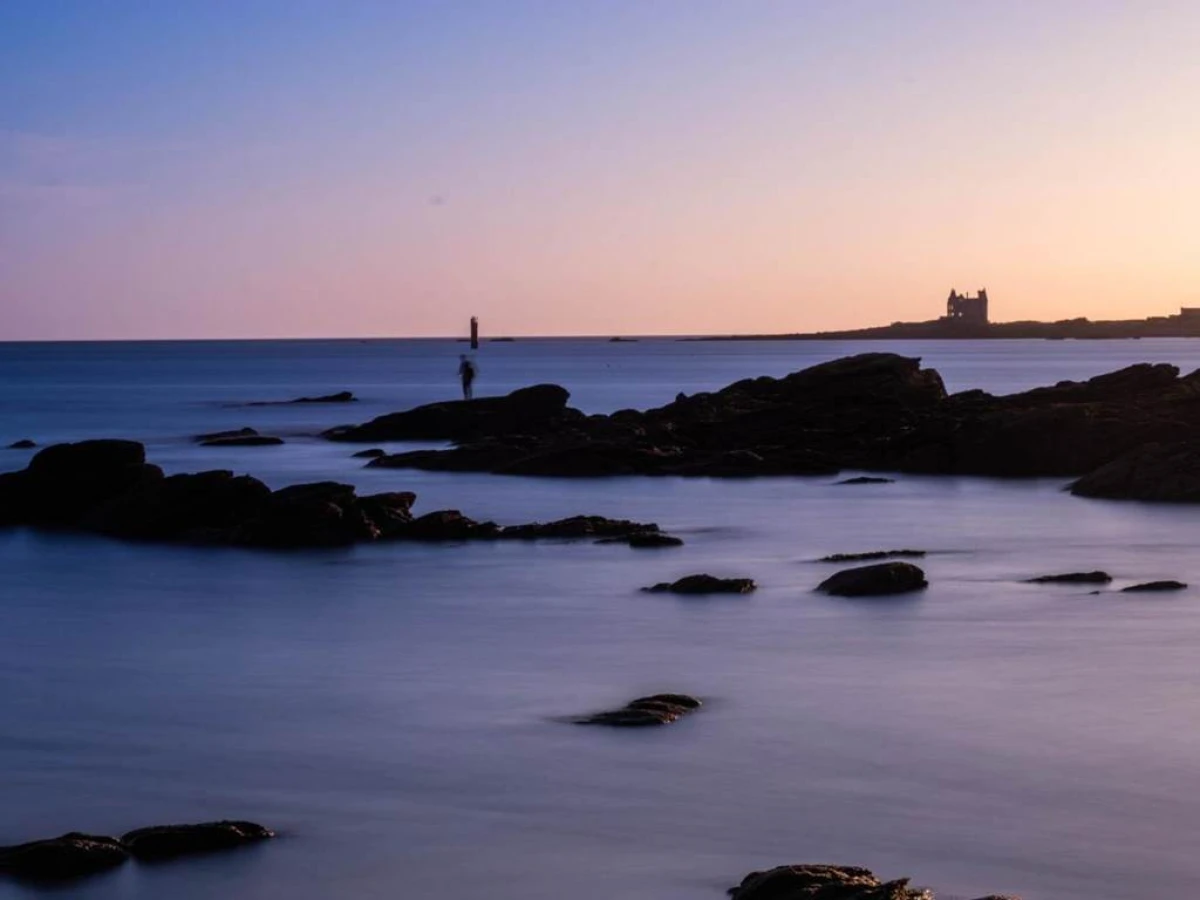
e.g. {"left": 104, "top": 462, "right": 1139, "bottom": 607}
{"left": 644, "top": 574, "right": 756, "bottom": 594}
{"left": 625, "top": 533, "right": 684, "bottom": 548}
{"left": 1070, "top": 441, "right": 1200, "bottom": 502}
{"left": 728, "top": 864, "right": 931, "bottom": 900}
{"left": 195, "top": 427, "right": 259, "bottom": 443}
{"left": 7, "top": 439, "right": 35, "bottom": 449}
{"left": 353, "top": 448, "right": 386, "bottom": 459}
{"left": 396, "top": 509, "right": 501, "bottom": 541}
{"left": 836, "top": 476, "right": 894, "bottom": 485}
{"left": 0, "top": 832, "right": 128, "bottom": 880}
{"left": 324, "top": 384, "right": 578, "bottom": 442}
{"left": 1121, "top": 580, "right": 1187, "bottom": 592}
{"left": 501, "top": 515, "right": 659, "bottom": 540}
{"left": 120, "top": 820, "right": 273, "bottom": 860}
{"left": 200, "top": 435, "right": 284, "bottom": 447}
{"left": 575, "top": 693, "right": 702, "bottom": 727}
{"left": 816, "top": 562, "right": 928, "bottom": 596}
{"left": 820, "top": 550, "right": 926, "bottom": 563}
{"left": 1026, "top": 571, "right": 1112, "bottom": 585}
{"left": 233, "top": 482, "right": 371, "bottom": 547}
{"left": 246, "top": 391, "right": 356, "bottom": 405}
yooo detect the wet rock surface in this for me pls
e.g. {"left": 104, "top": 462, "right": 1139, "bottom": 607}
{"left": 816, "top": 562, "right": 928, "bottom": 597}
{"left": 728, "top": 863, "right": 1015, "bottom": 900}
{"left": 644, "top": 574, "right": 756, "bottom": 594}
{"left": 0, "top": 441, "right": 664, "bottom": 550}
{"left": 575, "top": 693, "right": 702, "bottom": 727}
{"left": 1027, "top": 571, "right": 1112, "bottom": 585}
{"left": 0, "top": 833, "right": 129, "bottom": 881}
{"left": 326, "top": 353, "right": 1200, "bottom": 486}
{"left": 1121, "top": 580, "right": 1187, "bottom": 592}
{"left": 819, "top": 550, "right": 926, "bottom": 563}
{"left": 121, "top": 820, "right": 274, "bottom": 860}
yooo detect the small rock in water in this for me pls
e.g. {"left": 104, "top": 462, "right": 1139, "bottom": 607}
{"left": 625, "top": 533, "right": 684, "bottom": 548}
{"left": 644, "top": 574, "right": 755, "bottom": 594}
{"left": 820, "top": 549, "right": 926, "bottom": 563}
{"left": 120, "top": 821, "right": 274, "bottom": 860}
{"left": 575, "top": 693, "right": 702, "bottom": 727}
{"left": 0, "top": 833, "right": 128, "bottom": 881}
{"left": 1026, "top": 571, "right": 1112, "bottom": 585}
{"left": 353, "top": 448, "right": 386, "bottom": 459}
{"left": 835, "top": 475, "right": 895, "bottom": 485}
{"left": 201, "top": 434, "right": 285, "bottom": 447}
{"left": 1121, "top": 580, "right": 1187, "bottom": 593}
{"left": 194, "top": 427, "right": 259, "bottom": 443}
{"left": 816, "top": 562, "right": 928, "bottom": 596}
{"left": 728, "top": 863, "right": 933, "bottom": 900}
{"left": 7, "top": 439, "right": 36, "bottom": 449}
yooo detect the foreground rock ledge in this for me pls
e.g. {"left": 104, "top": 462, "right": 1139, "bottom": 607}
{"left": 729, "top": 863, "right": 1018, "bottom": 900}
{"left": 0, "top": 440, "right": 665, "bottom": 549}
{"left": 319, "top": 352, "right": 1200, "bottom": 485}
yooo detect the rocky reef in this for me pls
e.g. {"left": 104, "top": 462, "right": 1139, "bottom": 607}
{"left": 322, "top": 353, "right": 1200, "bottom": 494}
{"left": 728, "top": 863, "right": 1016, "bottom": 900}
{"left": 0, "top": 440, "right": 667, "bottom": 549}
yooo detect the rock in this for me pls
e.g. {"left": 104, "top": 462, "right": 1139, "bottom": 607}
{"left": 353, "top": 448, "right": 386, "bottom": 459}
{"left": 200, "top": 435, "right": 284, "bottom": 447}
{"left": 1070, "top": 441, "right": 1200, "bottom": 502}
{"left": 500, "top": 515, "right": 660, "bottom": 540}
{"left": 395, "top": 509, "right": 501, "bottom": 541}
{"left": 820, "top": 550, "right": 926, "bottom": 562}
{"left": 816, "top": 562, "right": 928, "bottom": 596}
{"left": 626, "top": 533, "right": 684, "bottom": 548}
{"left": 644, "top": 574, "right": 756, "bottom": 594}
{"left": 0, "top": 832, "right": 128, "bottom": 880}
{"left": 1026, "top": 571, "right": 1112, "bottom": 585}
{"left": 324, "top": 384, "right": 578, "bottom": 442}
{"left": 7, "top": 439, "right": 35, "bottom": 449}
{"left": 120, "top": 820, "right": 273, "bottom": 860}
{"left": 836, "top": 476, "right": 895, "bottom": 485}
{"left": 728, "top": 864, "right": 929, "bottom": 900}
{"left": 195, "top": 427, "right": 259, "bottom": 443}
{"left": 1121, "top": 580, "right": 1187, "bottom": 592}
{"left": 575, "top": 693, "right": 702, "bottom": 727}
{"left": 246, "top": 390, "right": 356, "bottom": 405}
{"left": 232, "top": 481, "right": 372, "bottom": 547}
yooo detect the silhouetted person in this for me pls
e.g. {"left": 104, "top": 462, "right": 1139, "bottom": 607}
{"left": 458, "top": 354, "right": 477, "bottom": 400}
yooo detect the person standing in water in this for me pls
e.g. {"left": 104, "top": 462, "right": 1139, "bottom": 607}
{"left": 458, "top": 354, "right": 477, "bottom": 400}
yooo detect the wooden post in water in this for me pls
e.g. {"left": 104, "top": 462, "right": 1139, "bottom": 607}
{"left": 470, "top": 316, "right": 479, "bottom": 350}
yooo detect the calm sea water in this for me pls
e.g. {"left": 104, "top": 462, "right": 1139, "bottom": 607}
{"left": 4, "top": 338, "right": 1200, "bottom": 900}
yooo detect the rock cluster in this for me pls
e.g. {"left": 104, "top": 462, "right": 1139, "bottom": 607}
{"left": 0, "top": 440, "right": 663, "bottom": 549}
{"left": 816, "top": 562, "right": 928, "bottom": 597}
{"left": 728, "top": 863, "right": 1017, "bottom": 900}
{"left": 0, "top": 821, "right": 272, "bottom": 881}
{"left": 575, "top": 693, "right": 702, "bottom": 727}
{"left": 320, "top": 353, "right": 1200, "bottom": 497}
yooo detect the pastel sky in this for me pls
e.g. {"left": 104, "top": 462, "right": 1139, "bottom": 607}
{"left": 2, "top": 1, "right": 1198, "bottom": 340}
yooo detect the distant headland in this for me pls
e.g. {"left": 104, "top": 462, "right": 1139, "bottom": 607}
{"left": 695, "top": 288, "right": 1200, "bottom": 340}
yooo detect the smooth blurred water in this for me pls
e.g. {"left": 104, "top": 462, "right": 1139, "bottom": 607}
{"left": 3, "top": 338, "right": 1200, "bottom": 900}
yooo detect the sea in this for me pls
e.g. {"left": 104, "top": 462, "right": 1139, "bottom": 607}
{"left": 4, "top": 337, "right": 1200, "bottom": 900}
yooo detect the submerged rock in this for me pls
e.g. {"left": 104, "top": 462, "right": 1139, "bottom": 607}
{"left": 0, "top": 832, "right": 128, "bottom": 881}
{"left": 195, "top": 427, "right": 259, "bottom": 443}
{"left": 820, "top": 549, "right": 926, "bottom": 563}
{"left": 575, "top": 693, "right": 702, "bottom": 727}
{"left": 121, "top": 821, "right": 273, "bottom": 860}
{"left": 816, "top": 562, "right": 928, "bottom": 596}
{"left": 836, "top": 476, "right": 895, "bottom": 485}
{"left": 1026, "top": 571, "right": 1112, "bottom": 585}
{"left": 7, "top": 439, "right": 35, "bottom": 449}
{"left": 729, "top": 864, "right": 931, "bottom": 900}
{"left": 352, "top": 448, "right": 386, "bottom": 459}
{"left": 246, "top": 390, "right": 356, "bottom": 406}
{"left": 201, "top": 434, "right": 284, "bottom": 447}
{"left": 1121, "top": 580, "right": 1187, "bottom": 592}
{"left": 644, "top": 574, "right": 756, "bottom": 594}
{"left": 626, "top": 533, "right": 685, "bottom": 548}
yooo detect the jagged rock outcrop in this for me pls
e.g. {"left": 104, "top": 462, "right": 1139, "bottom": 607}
{"left": 643, "top": 574, "right": 756, "bottom": 594}
{"left": 325, "top": 384, "right": 578, "bottom": 442}
{"left": 816, "top": 562, "right": 928, "bottom": 597}
{"left": 728, "top": 863, "right": 1017, "bottom": 900}
{"left": 334, "top": 353, "right": 1200, "bottom": 485}
{"left": 575, "top": 693, "right": 702, "bottom": 727}
{"left": 0, "top": 441, "right": 663, "bottom": 550}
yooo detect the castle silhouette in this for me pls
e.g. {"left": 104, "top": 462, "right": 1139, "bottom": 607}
{"left": 944, "top": 288, "right": 989, "bottom": 325}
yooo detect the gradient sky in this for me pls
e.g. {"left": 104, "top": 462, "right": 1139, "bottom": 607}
{"left": 2, "top": 1, "right": 1198, "bottom": 339}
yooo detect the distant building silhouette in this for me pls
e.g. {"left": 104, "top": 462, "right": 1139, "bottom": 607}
{"left": 944, "top": 288, "right": 989, "bottom": 325}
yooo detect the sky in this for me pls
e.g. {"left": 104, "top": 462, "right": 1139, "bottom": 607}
{"left": 1, "top": 1, "right": 1198, "bottom": 340}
